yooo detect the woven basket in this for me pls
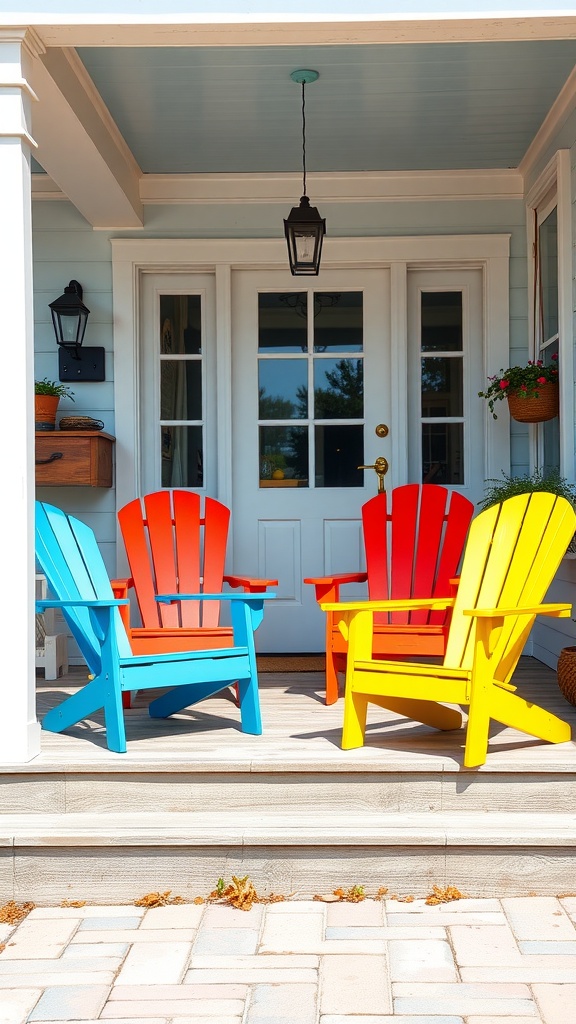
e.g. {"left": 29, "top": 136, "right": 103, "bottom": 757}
{"left": 506, "top": 382, "right": 559, "bottom": 423}
{"left": 59, "top": 416, "right": 104, "bottom": 431}
{"left": 557, "top": 646, "right": 576, "bottom": 706}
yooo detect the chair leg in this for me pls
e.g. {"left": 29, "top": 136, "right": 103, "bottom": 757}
{"left": 491, "top": 686, "right": 572, "bottom": 745}
{"left": 342, "top": 688, "right": 369, "bottom": 749}
{"left": 325, "top": 649, "right": 340, "bottom": 705}
{"left": 237, "top": 676, "right": 263, "bottom": 735}
{"left": 42, "top": 674, "right": 127, "bottom": 754}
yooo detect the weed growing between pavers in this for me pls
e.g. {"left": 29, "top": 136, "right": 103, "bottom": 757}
{"left": 60, "top": 899, "right": 86, "bottom": 907}
{"left": 425, "top": 885, "right": 466, "bottom": 905}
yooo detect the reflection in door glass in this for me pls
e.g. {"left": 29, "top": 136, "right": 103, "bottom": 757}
{"left": 161, "top": 361, "right": 202, "bottom": 420}
{"left": 314, "top": 358, "right": 363, "bottom": 418}
{"left": 422, "top": 423, "right": 463, "bottom": 485}
{"left": 259, "top": 359, "right": 307, "bottom": 418}
{"left": 159, "top": 294, "right": 203, "bottom": 487}
{"left": 421, "top": 358, "right": 463, "bottom": 417}
{"left": 161, "top": 426, "right": 203, "bottom": 487}
{"left": 314, "top": 292, "right": 363, "bottom": 352}
{"left": 259, "top": 426, "right": 308, "bottom": 486}
{"left": 258, "top": 293, "right": 307, "bottom": 352}
{"left": 315, "top": 425, "right": 363, "bottom": 487}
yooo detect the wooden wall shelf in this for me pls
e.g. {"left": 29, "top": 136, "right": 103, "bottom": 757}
{"left": 35, "top": 431, "right": 115, "bottom": 488}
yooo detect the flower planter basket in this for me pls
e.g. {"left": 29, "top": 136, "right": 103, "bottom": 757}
{"left": 557, "top": 646, "right": 576, "bottom": 707}
{"left": 506, "top": 382, "right": 559, "bottom": 423}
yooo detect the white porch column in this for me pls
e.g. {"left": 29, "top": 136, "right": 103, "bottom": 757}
{"left": 0, "top": 29, "right": 43, "bottom": 762}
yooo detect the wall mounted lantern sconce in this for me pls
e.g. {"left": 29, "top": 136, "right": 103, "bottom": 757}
{"left": 284, "top": 70, "right": 326, "bottom": 276}
{"left": 49, "top": 280, "right": 105, "bottom": 382}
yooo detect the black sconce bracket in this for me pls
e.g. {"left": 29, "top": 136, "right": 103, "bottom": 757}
{"left": 59, "top": 346, "right": 106, "bottom": 382}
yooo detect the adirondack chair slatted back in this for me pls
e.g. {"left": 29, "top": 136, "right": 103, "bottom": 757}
{"left": 444, "top": 493, "right": 576, "bottom": 678}
{"left": 35, "top": 502, "right": 133, "bottom": 673}
{"left": 363, "top": 484, "right": 473, "bottom": 626}
{"left": 118, "top": 490, "right": 230, "bottom": 630}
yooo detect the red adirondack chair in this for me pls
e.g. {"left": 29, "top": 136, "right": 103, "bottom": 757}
{"left": 112, "top": 488, "right": 276, "bottom": 660}
{"left": 304, "top": 483, "right": 475, "bottom": 704}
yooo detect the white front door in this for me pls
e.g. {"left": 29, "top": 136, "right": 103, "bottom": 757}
{"left": 231, "top": 269, "right": 392, "bottom": 652}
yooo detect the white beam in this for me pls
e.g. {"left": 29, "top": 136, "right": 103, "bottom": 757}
{"left": 29, "top": 47, "right": 143, "bottom": 228}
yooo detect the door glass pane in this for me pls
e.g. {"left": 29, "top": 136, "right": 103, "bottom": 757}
{"left": 314, "top": 358, "right": 364, "bottom": 418}
{"left": 259, "top": 359, "right": 307, "bottom": 419}
{"left": 539, "top": 207, "right": 558, "bottom": 344}
{"left": 258, "top": 291, "right": 365, "bottom": 488}
{"left": 158, "top": 292, "right": 204, "bottom": 489}
{"left": 161, "top": 426, "right": 203, "bottom": 487}
{"left": 421, "top": 357, "right": 463, "bottom": 417}
{"left": 421, "top": 292, "right": 462, "bottom": 351}
{"left": 315, "top": 425, "right": 363, "bottom": 487}
{"left": 419, "top": 290, "right": 465, "bottom": 484}
{"left": 160, "top": 295, "right": 202, "bottom": 353}
{"left": 421, "top": 423, "right": 463, "bottom": 485}
{"left": 258, "top": 293, "right": 307, "bottom": 352}
{"left": 314, "top": 292, "right": 363, "bottom": 352}
{"left": 161, "top": 361, "right": 202, "bottom": 420}
{"left": 259, "top": 425, "right": 308, "bottom": 486}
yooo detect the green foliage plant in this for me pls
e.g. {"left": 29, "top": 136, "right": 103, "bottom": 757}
{"left": 478, "top": 356, "right": 558, "bottom": 419}
{"left": 478, "top": 469, "right": 576, "bottom": 551}
{"left": 35, "top": 378, "right": 74, "bottom": 401}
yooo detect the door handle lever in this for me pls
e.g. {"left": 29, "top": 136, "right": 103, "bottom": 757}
{"left": 358, "top": 456, "right": 389, "bottom": 493}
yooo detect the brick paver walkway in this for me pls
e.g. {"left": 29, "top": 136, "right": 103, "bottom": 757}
{"left": 1, "top": 896, "right": 576, "bottom": 1022}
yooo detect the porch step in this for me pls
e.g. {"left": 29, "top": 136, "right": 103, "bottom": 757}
{"left": 2, "top": 810, "right": 576, "bottom": 904}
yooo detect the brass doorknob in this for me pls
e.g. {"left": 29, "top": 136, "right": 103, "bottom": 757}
{"left": 375, "top": 423, "right": 389, "bottom": 438}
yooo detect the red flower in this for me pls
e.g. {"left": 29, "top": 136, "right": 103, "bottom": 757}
{"left": 520, "top": 384, "right": 527, "bottom": 391}
{"left": 552, "top": 353, "right": 558, "bottom": 360}
{"left": 499, "top": 380, "right": 509, "bottom": 390}
{"left": 537, "top": 376, "right": 546, "bottom": 384}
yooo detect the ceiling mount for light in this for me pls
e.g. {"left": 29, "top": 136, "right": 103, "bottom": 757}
{"left": 284, "top": 69, "right": 326, "bottom": 277}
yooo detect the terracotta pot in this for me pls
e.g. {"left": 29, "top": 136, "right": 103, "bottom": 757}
{"left": 506, "top": 382, "right": 559, "bottom": 423}
{"left": 557, "top": 646, "right": 576, "bottom": 707}
{"left": 35, "top": 395, "right": 60, "bottom": 431}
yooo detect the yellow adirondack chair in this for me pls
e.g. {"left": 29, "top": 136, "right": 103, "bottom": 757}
{"left": 322, "top": 493, "right": 576, "bottom": 767}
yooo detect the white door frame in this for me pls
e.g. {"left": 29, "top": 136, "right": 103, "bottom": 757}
{"left": 112, "top": 235, "right": 510, "bottom": 570}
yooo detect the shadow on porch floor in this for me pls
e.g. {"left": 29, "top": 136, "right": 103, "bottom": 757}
{"left": 31, "top": 656, "right": 576, "bottom": 773}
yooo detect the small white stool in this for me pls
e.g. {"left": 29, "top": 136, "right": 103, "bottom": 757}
{"left": 35, "top": 574, "right": 69, "bottom": 679}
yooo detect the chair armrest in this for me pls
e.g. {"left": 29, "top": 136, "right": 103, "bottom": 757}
{"left": 223, "top": 574, "right": 278, "bottom": 592}
{"left": 156, "top": 591, "right": 276, "bottom": 638}
{"left": 110, "top": 577, "right": 133, "bottom": 598}
{"left": 156, "top": 592, "right": 276, "bottom": 605}
{"left": 36, "top": 599, "right": 129, "bottom": 610}
{"left": 109, "top": 579, "right": 134, "bottom": 632}
{"left": 463, "top": 603, "right": 571, "bottom": 619}
{"left": 320, "top": 597, "right": 455, "bottom": 613}
{"left": 304, "top": 573, "right": 368, "bottom": 604}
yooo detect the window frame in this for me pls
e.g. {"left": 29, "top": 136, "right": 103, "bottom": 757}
{"left": 526, "top": 150, "right": 573, "bottom": 478}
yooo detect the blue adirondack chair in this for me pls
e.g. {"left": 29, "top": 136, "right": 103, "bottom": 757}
{"left": 35, "top": 501, "right": 274, "bottom": 753}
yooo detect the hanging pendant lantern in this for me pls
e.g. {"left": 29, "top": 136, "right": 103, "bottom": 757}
{"left": 284, "top": 70, "right": 326, "bottom": 276}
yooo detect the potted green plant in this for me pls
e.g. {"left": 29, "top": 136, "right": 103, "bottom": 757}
{"left": 35, "top": 378, "right": 74, "bottom": 431}
{"left": 478, "top": 469, "right": 576, "bottom": 535}
{"left": 478, "top": 355, "right": 559, "bottom": 421}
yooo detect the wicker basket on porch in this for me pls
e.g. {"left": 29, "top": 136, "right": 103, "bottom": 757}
{"left": 506, "top": 382, "right": 559, "bottom": 423}
{"left": 557, "top": 646, "right": 576, "bottom": 706}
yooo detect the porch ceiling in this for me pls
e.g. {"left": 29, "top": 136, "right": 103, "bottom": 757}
{"left": 71, "top": 40, "right": 576, "bottom": 174}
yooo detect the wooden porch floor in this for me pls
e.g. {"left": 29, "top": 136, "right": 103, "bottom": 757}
{"left": 30, "top": 656, "right": 576, "bottom": 772}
